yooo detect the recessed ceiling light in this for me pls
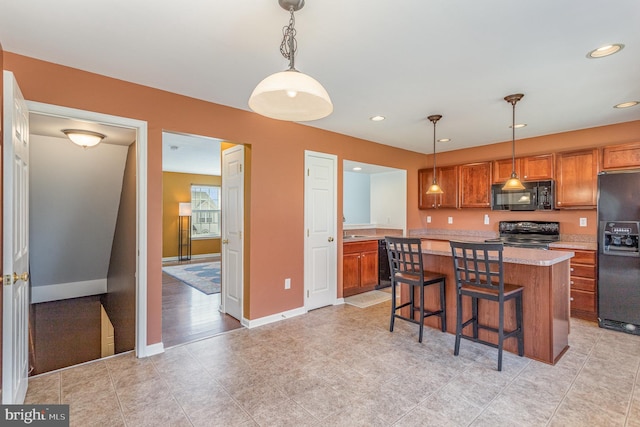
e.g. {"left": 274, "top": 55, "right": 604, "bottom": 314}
{"left": 587, "top": 43, "right": 624, "bottom": 58}
{"left": 614, "top": 101, "right": 639, "bottom": 109}
{"left": 509, "top": 124, "right": 527, "bottom": 129}
{"left": 352, "top": 167, "right": 362, "bottom": 171}
{"left": 437, "top": 138, "right": 451, "bottom": 143}
{"left": 370, "top": 115, "right": 385, "bottom": 122}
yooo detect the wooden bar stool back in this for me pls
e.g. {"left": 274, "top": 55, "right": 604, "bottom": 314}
{"left": 449, "top": 240, "right": 524, "bottom": 371}
{"left": 386, "top": 237, "right": 446, "bottom": 343}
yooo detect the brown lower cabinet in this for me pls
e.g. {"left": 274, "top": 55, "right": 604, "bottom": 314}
{"left": 552, "top": 248, "right": 598, "bottom": 321}
{"left": 343, "top": 240, "right": 379, "bottom": 297}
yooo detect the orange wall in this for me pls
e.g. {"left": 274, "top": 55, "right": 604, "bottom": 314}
{"left": 162, "top": 172, "right": 222, "bottom": 258}
{"left": 3, "top": 52, "right": 639, "bottom": 347}
{"left": 2, "top": 52, "right": 431, "bottom": 344}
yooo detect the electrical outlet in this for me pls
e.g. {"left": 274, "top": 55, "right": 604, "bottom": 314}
{"left": 484, "top": 214, "right": 490, "bottom": 225}
{"left": 448, "top": 216, "right": 453, "bottom": 224}
{"left": 284, "top": 278, "right": 291, "bottom": 289}
{"left": 580, "top": 218, "right": 587, "bottom": 227}
{"left": 427, "top": 216, "right": 432, "bottom": 223}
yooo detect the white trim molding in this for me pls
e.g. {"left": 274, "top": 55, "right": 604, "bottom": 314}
{"left": 31, "top": 279, "right": 107, "bottom": 304}
{"left": 26, "top": 101, "right": 149, "bottom": 360}
{"left": 244, "top": 306, "right": 307, "bottom": 329}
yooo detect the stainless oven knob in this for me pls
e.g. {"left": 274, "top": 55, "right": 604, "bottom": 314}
{"left": 625, "top": 237, "right": 634, "bottom": 246}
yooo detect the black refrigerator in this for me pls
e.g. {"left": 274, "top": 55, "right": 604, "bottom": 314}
{"left": 597, "top": 170, "right": 640, "bottom": 335}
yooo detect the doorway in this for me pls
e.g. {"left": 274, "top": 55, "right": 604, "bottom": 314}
{"left": 161, "top": 132, "right": 241, "bottom": 347}
{"left": 23, "top": 103, "right": 146, "bottom": 375}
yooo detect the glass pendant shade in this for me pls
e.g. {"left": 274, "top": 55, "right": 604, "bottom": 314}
{"left": 426, "top": 182, "right": 444, "bottom": 194}
{"left": 502, "top": 173, "right": 526, "bottom": 190}
{"left": 249, "top": 70, "right": 333, "bottom": 121}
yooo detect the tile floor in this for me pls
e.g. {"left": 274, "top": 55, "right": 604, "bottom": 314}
{"left": 25, "top": 300, "right": 640, "bottom": 426}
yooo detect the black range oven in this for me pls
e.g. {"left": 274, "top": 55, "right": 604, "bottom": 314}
{"left": 485, "top": 220, "right": 560, "bottom": 250}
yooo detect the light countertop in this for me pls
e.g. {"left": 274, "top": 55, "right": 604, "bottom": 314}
{"left": 420, "top": 239, "right": 574, "bottom": 266}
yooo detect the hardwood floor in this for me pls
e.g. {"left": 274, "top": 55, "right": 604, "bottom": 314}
{"left": 162, "top": 259, "right": 241, "bottom": 348}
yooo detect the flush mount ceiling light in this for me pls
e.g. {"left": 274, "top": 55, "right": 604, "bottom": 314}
{"left": 62, "top": 129, "right": 105, "bottom": 148}
{"left": 426, "top": 114, "right": 444, "bottom": 195}
{"left": 437, "top": 138, "right": 451, "bottom": 143}
{"left": 502, "top": 94, "right": 526, "bottom": 191}
{"left": 370, "top": 115, "right": 385, "bottom": 122}
{"left": 587, "top": 43, "right": 624, "bottom": 58}
{"left": 614, "top": 101, "right": 639, "bottom": 109}
{"left": 248, "top": 0, "right": 333, "bottom": 122}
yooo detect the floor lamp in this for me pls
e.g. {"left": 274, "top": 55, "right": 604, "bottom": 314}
{"left": 178, "top": 202, "right": 192, "bottom": 261}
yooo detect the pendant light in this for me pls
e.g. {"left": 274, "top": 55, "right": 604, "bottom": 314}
{"left": 426, "top": 114, "right": 444, "bottom": 195}
{"left": 248, "top": 0, "right": 333, "bottom": 122}
{"left": 502, "top": 94, "right": 526, "bottom": 191}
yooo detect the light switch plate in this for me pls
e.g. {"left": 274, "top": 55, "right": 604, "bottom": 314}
{"left": 580, "top": 218, "right": 587, "bottom": 227}
{"left": 484, "top": 214, "right": 490, "bottom": 225}
{"left": 427, "top": 216, "right": 432, "bottom": 223}
{"left": 448, "top": 217, "right": 453, "bottom": 224}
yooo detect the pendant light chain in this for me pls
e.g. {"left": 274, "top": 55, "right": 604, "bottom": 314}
{"left": 280, "top": 8, "right": 297, "bottom": 70}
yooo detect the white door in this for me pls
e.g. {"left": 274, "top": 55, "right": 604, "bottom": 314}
{"left": 2, "top": 71, "right": 30, "bottom": 404}
{"left": 221, "top": 145, "right": 244, "bottom": 321}
{"left": 304, "top": 151, "right": 337, "bottom": 310}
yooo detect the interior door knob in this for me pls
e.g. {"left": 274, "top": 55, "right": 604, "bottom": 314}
{"left": 13, "top": 272, "right": 29, "bottom": 283}
{"left": 1, "top": 272, "right": 29, "bottom": 286}
{"left": 222, "top": 239, "right": 229, "bottom": 244}
{"left": 328, "top": 237, "right": 334, "bottom": 242}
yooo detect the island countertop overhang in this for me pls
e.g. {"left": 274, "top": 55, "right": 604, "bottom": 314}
{"left": 420, "top": 238, "right": 574, "bottom": 266}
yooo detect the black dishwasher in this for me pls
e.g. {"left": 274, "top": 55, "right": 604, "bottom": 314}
{"left": 376, "top": 239, "right": 391, "bottom": 289}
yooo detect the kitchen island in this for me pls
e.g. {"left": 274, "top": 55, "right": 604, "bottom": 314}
{"left": 410, "top": 239, "right": 573, "bottom": 365}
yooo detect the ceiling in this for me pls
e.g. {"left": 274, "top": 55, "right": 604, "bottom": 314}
{"left": 2, "top": 0, "right": 639, "bottom": 155}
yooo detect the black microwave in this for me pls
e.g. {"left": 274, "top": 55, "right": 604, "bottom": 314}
{"left": 491, "top": 180, "right": 555, "bottom": 211}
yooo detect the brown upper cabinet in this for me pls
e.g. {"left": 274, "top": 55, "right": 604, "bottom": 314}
{"left": 555, "top": 149, "right": 599, "bottom": 208}
{"left": 459, "top": 162, "right": 492, "bottom": 208}
{"left": 602, "top": 141, "right": 640, "bottom": 171}
{"left": 493, "top": 154, "right": 554, "bottom": 183}
{"left": 418, "top": 166, "right": 459, "bottom": 209}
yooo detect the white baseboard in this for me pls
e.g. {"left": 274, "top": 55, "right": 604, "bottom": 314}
{"left": 162, "top": 252, "right": 220, "bottom": 263}
{"left": 31, "top": 279, "right": 107, "bottom": 303}
{"left": 244, "top": 306, "right": 307, "bottom": 328}
{"left": 335, "top": 298, "right": 345, "bottom": 305}
{"left": 139, "top": 342, "right": 164, "bottom": 358}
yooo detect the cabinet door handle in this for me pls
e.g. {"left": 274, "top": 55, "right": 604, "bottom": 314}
{"left": 570, "top": 268, "right": 574, "bottom": 272}
{"left": 570, "top": 281, "right": 574, "bottom": 285}
{"left": 570, "top": 297, "right": 574, "bottom": 301}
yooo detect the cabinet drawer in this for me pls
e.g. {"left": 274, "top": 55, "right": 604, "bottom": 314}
{"left": 571, "top": 276, "right": 596, "bottom": 292}
{"left": 343, "top": 241, "right": 378, "bottom": 254}
{"left": 570, "top": 264, "right": 596, "bottom": 278}
{"left": 571, "top": 289, "right": 596, "bottom": 313}
{"left": 572, "top": 250, "right": 596, "bottom": 264}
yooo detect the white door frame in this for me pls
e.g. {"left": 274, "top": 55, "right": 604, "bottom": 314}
{"left": 304, "top": 150, "right": 338, "bottom": 311}
{"left": 25, "top": 101, "right": 151, "bottom": 357}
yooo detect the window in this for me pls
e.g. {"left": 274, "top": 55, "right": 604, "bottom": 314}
{"left": 191, "top": 185, "right": 221, "bottom": 239}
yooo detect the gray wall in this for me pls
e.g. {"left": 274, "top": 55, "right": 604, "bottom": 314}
{"left": 29, "top": 135, "right": 128, "bottom": 302}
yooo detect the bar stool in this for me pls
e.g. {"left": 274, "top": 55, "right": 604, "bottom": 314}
{"left": 386, "top": 237, "right": 446, "bottom": 343}
{"left": 449, "top": 240, "right": 524, "bottom": 371}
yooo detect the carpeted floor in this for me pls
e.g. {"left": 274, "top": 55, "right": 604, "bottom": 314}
{"left": 162, "top": 261, "right": 221, "bottom": 294}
